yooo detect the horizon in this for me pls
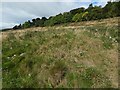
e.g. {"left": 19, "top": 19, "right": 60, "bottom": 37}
{"left": 0, "top": 1, "right": 110, "bottom": 29}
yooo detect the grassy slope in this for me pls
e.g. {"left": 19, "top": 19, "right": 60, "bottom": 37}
{"left": 2, "top": 17, "right": 119, "bottom": 88}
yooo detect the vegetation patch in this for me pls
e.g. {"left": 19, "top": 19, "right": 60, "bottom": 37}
{"left": 2, "top": 18, "right": 118, "bottom": 88}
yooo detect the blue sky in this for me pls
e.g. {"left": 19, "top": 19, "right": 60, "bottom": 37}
{"left": 0, "top": 0, "right": 110, "bottom": 29}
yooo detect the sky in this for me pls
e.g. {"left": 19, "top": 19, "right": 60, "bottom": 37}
{"left": 0, "top": 0, "right": 110, "bottom": 29}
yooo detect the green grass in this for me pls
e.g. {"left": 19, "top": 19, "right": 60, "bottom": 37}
{"left": 85, "top": 25, "right": 118, "bottom": 49}
{"left": 2, "top": 18, "right": 118, "bottom": 88}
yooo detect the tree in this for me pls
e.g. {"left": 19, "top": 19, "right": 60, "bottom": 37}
{"left": 36, "top": 18, "right": 40, "bottom": 21}
{"left": 92, "top": 6, "right": 103, "bottom": 20}
{"left": 72, "top": 13, "right": 82, "bottom": 22}
{"left": 40, "top": 17, "right": 47, "bottom": 26}
{"left": 31, "top": 19, "right": 36, "bottom": 26}
{"left": 44, "top": 17, "right": 55, "bottom": 26}
{"left": 70, "top": 7, "right": 85, "bottom": 15}
{"left": 18, "top": 24, "right": 22, "bottom": 29}
{"left": 13, "top": 24, "right": 22, "bottom": 30}
{"left": 42, "top": 17, "right": 47, "bottom": 21}
{"left": 32, "top": 19, "right": 36, "bottom": 22}
{"left": 110, "top": 2, "right": 120, "bottom": 17}
{"left": 44, "top": 14, "right": 65, "bottom": 26}
{"left": 34, "top": 17, "right": 47, "bottom": 27}
{"left": 87, "top": 3, "right": 93, "bottom": 11}
{"left": 34, "top": 18, "right": 40, "bottom": 27}
{"left": 13, "top": 25, "right": 18, "bottom": 30}
{"left": 103, "top": 1, "right": 113, "bottom": 18}
{"left": 31, "top": 17, "right": 47, "bottom": 27}
{"left": 62, "top": 12, "right": 73, "bottom": 23}
{"left": 22, "top": 21, "right": 31, "bottom": 28}
{"left": 82, "top": 11, "right": 89, "bottom": 21}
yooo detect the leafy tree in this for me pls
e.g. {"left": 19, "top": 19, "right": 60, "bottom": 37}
{"left": 31, "top": 19, "right": 36, "bottom": 26}
{"left": 63, "top": 12, "right": 73, "bottom": 23}
{"left": 87, "top": 3, "right": 93, "bottom": 12}
{"left": 13, "top": 24, "right": 22, "bottom": 29}
{"left": 34, "top": 18, "right": 40, "bottom": 27}
{"left": 17, "top": 24, "right": 22, "bottom": 29}
{"left": 13, "top": 25, "right": 18, "bottom": 30}
{"left": 54, "top": 13, "right": 64, "bottom": 24}
{"left": 45, "top": 14, "right": 64, "bottom": 26}
{"left": 91, "top": 6, "right": 103, "bottom": 20}
{"left": 44, "top": 17, "right": 55, "bottom": 26}
{"left": 32, "top": 19, "right": 36, "bottom": 22}
{"left": 72, "top": 13, "right": 82, "bottom": 22}
{"left": 40, "top": 17, "right": 47, "bottom": 27}
{"left": 31, "top": 17, "right": 47, "bottom": 27}
{"left": 110, "top": 2, "right": 120, "bottom": 17}
{"left": 82, "top": 11, "right": 89, "bottom": 21}
{"left": 70, "top": 7, "right": 85, "bottom": 15}
{"left": 36, "top": 18, "right": 40, "bottom": 21}
{"left": 22, "top": 21, "right": 31, "bottom": 28}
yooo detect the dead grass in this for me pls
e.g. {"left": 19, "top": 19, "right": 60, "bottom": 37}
{"left": 2, "top": 17, "right": 119, "bottom": 88}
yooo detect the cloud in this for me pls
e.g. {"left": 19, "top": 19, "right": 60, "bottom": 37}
{"left": 1, "top": 0, "right": 110, "bottom": 2}
{"left": 0, "top": 1, "right": 109, "bottom": 29}
{"left": 1, "top": 2, "right": 86, "bottom": 29}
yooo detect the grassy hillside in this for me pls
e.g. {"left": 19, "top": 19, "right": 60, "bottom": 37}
{"left": 2, "top": 17, "right": 119, "bottom": 88}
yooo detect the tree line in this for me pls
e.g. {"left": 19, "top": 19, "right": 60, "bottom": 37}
{"left": 13, "top": 1, "right": 120, "bottom": 30}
